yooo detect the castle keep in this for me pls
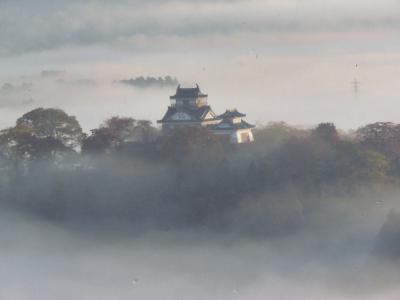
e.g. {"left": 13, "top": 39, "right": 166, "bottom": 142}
{"left": 158, "top": 85, "right": 255, "bottom": 143}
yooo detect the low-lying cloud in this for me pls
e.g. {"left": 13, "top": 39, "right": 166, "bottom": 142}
{"left": 1, "top": 0, "right": 400, "bottom": 56}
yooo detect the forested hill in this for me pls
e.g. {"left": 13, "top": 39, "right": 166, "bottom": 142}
{"left": 0, "top": 107, "right": 399, "bottom": 236}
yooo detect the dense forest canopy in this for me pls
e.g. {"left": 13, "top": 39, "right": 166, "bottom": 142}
{"left": 1, "top": 108, "right": 400, "bottom": 248}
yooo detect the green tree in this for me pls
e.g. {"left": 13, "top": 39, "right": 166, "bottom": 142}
{"left": 82, "top": 127, "right": 117, "bottom": 155}
{"left": 253, "top": 122, "right": 309, "bottom": 148}
{"left": 160, "top": 126, "right": 223, "bottom": 163}
{"left": 133, "top": 120, "right": 159, "bottom": 143}
{"left": 312, "top": 123, "right": 339, "bottom": 144}
{"left": 16, "top": 108, "right": 83, "bottom": 148}
{"left": 0, "top": 125, "right": 70, "bottom": 177}
{"left": 103, "top": 116, "right": 137, "bottom": 142}
{"left": 357, "top": 122, "right": 400, "bottom": 157}
{"left": 82, "top": 116, "right": 157, "bottom": 155}
{"left": 330, "top": 141, "right": 389, "bottom": 182}
{"left": 357, "top": 122, "right": 400, "bottom": 175}
{"left": 0, "top": 126, "right": 61, "bottom": 161}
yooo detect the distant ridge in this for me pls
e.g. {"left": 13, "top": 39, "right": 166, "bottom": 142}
{"left": 119, "top": 76, "right": 179, "bottom": 88}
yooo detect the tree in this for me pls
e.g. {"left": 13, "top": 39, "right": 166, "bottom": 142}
{"left": 103, "top": 116, "right": 137, "bottom": 142}
{"left": 81, "top": 127, "right": 118, "bottom": 155}
{"left": 132, "top": 120, "right": 158, "bottom": 143}
{"left": 16, "top": 108, "right": 83, "bottom": 148}
{"left": 159, "top": 126, "right": 223, "bottom": 163}
{"left": 0, "top": 125, "right": 71, "bottom": 177}
{"left": 254, "top": 122, "right": 308, "bottom": 146}
{"left": 82, "top": 116, "right": 157, "bottom": 155}
{"left": 312, "top": 123, "right": 339, "bottom": 144}
{"left": 357, "top": 122, "right": 400, "bottom": 157}
{"left": 251, "top": 136, "right": 389, "bottom": 199}
{"left": 330, "top": 141, "right": 389, "bottom": 183}
{"left": 357, "top": 122, "right": 400, "bottom": 174}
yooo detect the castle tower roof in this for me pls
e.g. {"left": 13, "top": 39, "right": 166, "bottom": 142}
{"left": 170, "top": 84, "right": 208, "bottom": 99}
{"left": 217, "top": 109, "right": 246, "bottom": 119}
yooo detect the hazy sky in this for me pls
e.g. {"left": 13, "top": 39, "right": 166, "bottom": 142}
{"left": 1, "top": 0, "right": 400, "bottom": 131}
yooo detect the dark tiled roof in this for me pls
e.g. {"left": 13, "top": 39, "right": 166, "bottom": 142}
{"left": 170, "top": 84, "right": 208, "bottom": 99}
{"left": 158, "top": 105, "right": 217, "bottom": 123}
{"left": 218, "top": 109, "right": 246, "bottom": 119}
{"left": 212, "top": 119, "right": 255, "bottom": 130}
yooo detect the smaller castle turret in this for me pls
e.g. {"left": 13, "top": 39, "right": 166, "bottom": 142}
{"left": 212, "top": 109, "right": 255, "bottom": 143}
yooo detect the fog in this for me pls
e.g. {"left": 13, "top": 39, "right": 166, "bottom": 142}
{"left": 1, "top": 0, "right": 400, "bottom": 130}
{"left": 3, "top": 0, "right": 400, "bottom": 298}
{"left": 1, "top": 199, "right": 400, "bottom": 300}
{"left": 1, "top": 146, "right": 400, "bottom": 299}
{"left": 2, "top": 54, "right": 400, "bottom": 132}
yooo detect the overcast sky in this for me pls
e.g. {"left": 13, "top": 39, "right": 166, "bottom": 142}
{"left": 1, "top": 0, "right": 400, "bottom": 131}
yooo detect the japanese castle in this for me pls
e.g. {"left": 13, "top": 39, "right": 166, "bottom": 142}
{"left": 158, "top": 84, "right": 255, "bottom": 143}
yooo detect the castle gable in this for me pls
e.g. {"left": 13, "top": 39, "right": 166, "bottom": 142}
{"left": 158, "top": 105, "right": 218, "bottom": 123}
